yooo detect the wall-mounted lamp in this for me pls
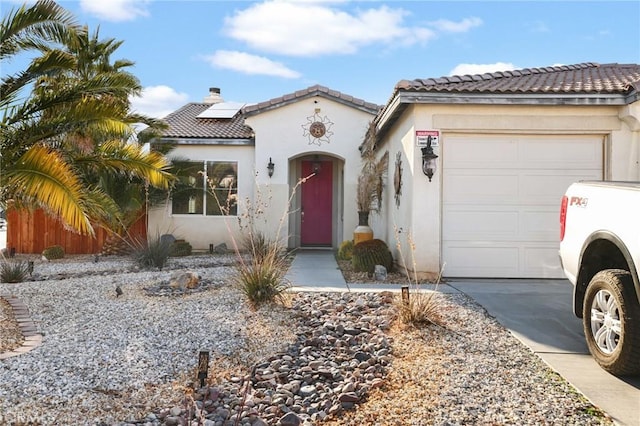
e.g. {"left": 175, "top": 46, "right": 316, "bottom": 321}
{"left": 267, "top": 157, "right": 275, "bottom": 178}
{"left": 421, "top": 136, "right": 438, "bottom": 182}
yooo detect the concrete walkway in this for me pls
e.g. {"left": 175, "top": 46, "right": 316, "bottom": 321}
{"left": 285, "top": 250, "right": 640, "bottom": 426}
{"left": 285, "top": 248, "right": 456, "bottom": 293}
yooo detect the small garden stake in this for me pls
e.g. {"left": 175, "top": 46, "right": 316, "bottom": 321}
{"left": 197, "top": 350, "right": 209, "bottom": 388}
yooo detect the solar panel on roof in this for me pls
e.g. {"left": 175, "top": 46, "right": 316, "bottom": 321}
{"left": 196, "top": 102, "right": 245, "bottom": 119}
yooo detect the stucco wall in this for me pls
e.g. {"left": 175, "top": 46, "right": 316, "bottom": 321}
{"left": 147, "top": 144, "right": 254, "bottom": 251}
{"left": 244, "top": 96, "right": 376, "bottom": 247}
{"left": 378, "top": 101, "right": 640, "bottom": 278}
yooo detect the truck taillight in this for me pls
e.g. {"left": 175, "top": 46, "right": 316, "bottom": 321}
{"left": 560, "top": 195, "right": 568, "bottom": 241}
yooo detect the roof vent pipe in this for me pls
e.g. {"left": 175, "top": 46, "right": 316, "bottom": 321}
{"left": 203, "top": 87, "right": 223, "bottom": 104}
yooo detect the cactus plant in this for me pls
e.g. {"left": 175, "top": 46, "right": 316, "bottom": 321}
{"left": 42, "top": 245, "right": 65, "bottom": 260}
{"left": 351, "top": 239, "right": 393, "bottom": 274}
{"left": 337, "top": 240, "right": 354, "bottom": 260}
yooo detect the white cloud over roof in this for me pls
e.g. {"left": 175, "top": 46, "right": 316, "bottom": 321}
{"left": 201, "top": 50, "right": 301, "bottom": 79}
{"left": 223, "top": 2, "right": 438, "bottom": 56}
{"left": 449, "top": 62, "right": 517, "bottom": 76}
{"left": 129, "top": 85, "right": 188, "bottom": 119}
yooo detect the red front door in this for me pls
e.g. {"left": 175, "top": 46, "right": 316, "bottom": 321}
{"left": 301, "top": 160, "right": 333, "bottom": 246}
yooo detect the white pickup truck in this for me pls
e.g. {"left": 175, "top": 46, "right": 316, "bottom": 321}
{"left": 559, "top": 181, "right": 640, "bottom": 375}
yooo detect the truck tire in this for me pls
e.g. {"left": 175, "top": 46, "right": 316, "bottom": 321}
{"left": 583, "top": 269, "right": 640, "bottom": 376}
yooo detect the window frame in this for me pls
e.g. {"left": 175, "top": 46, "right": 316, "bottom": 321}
{"left": 171, "top": 160, "right": 238, "bottom": 217}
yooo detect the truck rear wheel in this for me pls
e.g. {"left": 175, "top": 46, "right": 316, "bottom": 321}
{"left": 583, "top": 269, "right": 640, "bottom": 376}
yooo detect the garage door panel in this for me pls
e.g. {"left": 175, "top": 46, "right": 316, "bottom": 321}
{"left": 520, "top": 137, "right": 603, "bottom": 168}
{"left": 443, "top": 246, "right": 519, "bottom": 277}
{"left": 446, "top": 138, "right": 518, "bottom": 166}
{"left": 521, "top": 171, "right": 601, "bottom": 199}
{"left": 444, "top": 173, "right": 519, "bottom": 204}
{"left": 443, "top": 134, "right": 603, "bottom": 278}
{"left": 523, "top": 246, "right": 563, "bottom": 278}
{"left": 521, "top": 174, "right": 576, "bottom": 205}
{"left": 445, "top": 210, "right": 518, "bottom": 240}
{"left": 521, "top": 210, "right": 558, "bottom": 240}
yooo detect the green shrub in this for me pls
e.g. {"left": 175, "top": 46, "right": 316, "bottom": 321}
{"left": 132, "top": 235, "right": 172, "bottom": 270}
{"left": 351, "top": 238, "right": 393, "bottom": 274}
{"left": 337, "top": 240, "right": 354, "bottom": 260}
{"left": 1, "top": 260, "right": 30, "bottom": 283}
{"left": 170, "top": 240, "right": 192, "bottom": 257}
{"left": 42, "top": 245, "right": 65, "bottom": 260}
{"left": 234, "top": 232, "right": 290, "bottom": 308}
{"left": 234, "top": 247, "right": 290, "bottom": 308}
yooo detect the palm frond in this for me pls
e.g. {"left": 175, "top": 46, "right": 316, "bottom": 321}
{"left": 0, "top": 0, "right": 77, "bottom": 60}
{"left": 5, "top": 144, "right": 94, "bottom": 235}
{"left": 96, "top": 140, "right": 173, "bottom": 189}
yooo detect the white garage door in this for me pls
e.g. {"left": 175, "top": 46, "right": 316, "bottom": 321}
{"left": 443, "top": 134, "right": 603, "bottom": 278}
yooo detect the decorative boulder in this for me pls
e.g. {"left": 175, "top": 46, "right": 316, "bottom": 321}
{"left": 374, "top": 265, "right": 388, "bottom": 281}
{"left": 160, "top": 234, "right": 177, "bottom": 246}
{"left": 169, "top": 271, "right": 199, "bottom": 290}
{"left": 214, "top": 243, "right": 228, "bottom": 254}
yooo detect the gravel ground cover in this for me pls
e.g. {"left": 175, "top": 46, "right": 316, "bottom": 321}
{"left": 0, "top": 254, "right": 613, "bottom": 425}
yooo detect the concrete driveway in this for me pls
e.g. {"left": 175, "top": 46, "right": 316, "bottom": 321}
{"left": 449, "top": 279, "right": 640, "bottom": 426}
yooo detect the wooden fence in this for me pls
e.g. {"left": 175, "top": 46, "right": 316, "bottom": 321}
{"left": 5, "top": 208, "right": 147, "bottom": 255}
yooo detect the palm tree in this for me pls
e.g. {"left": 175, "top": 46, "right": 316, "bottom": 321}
{"left": 1, "top": 0, "right": 77, "bottom": 111}
{"left": 1, "top": 1, "right": 171, "bottom": 236}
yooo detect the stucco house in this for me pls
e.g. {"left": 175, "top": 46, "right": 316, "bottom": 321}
{"left": 373, "top": 62, "right": 640, "bottom": 279}
{"left": 148, "top": 85, "right": 380, "bottom": 253}
{"left": 149, "top": 62, "right": 640, "bottom": 280}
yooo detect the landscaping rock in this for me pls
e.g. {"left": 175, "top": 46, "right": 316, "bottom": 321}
{"left": 169, "top": 271, "right": 199, "bottom": 290}
{"left": 374, "top": 264, "right": 387, "bottom": 280}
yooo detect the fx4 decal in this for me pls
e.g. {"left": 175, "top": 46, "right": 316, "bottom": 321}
{"left": 569, "top": 196, "right": 589, "bottom": 208}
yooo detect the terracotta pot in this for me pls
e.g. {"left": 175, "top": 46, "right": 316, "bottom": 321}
{"left": 354, "top": 211, "right": 373, "bottom": 244}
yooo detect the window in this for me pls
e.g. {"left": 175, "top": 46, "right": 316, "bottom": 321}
{"left": 206, "top": 162, "right": 238, "bottom": 216}
{"left": 171, "top": 161, "right": 238, "bottom": 216}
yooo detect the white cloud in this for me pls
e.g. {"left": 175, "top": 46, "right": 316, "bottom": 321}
{"left": 129, "top": 85, "right": 188, "bottom": 118}
{"left": 202, "top": 50, "right": 301, "bottom": 79}
{"left": 449, "top": 62, "right": 517, "bottom": 76}
{"left": 529, "top": 20, "right": 550, "bottom": 33}
{"left": 79, "top": 0, "right": 150, "bottom": 22}
{"left": 223, "top": 2, "right": 435, "bottom": 56}
{"left": 429, "top": 17, "right": 483, "bottom": 33}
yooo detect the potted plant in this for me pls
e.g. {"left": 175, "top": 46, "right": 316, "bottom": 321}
{"left": 355, "top": 122, "right": 388, "bottom": 243}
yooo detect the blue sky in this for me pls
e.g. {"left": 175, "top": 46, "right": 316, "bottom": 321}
{"left": 4, "top": 1, "right": 640, "bottom": 118}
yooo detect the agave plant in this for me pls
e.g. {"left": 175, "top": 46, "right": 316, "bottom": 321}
{"left": 0, "top": 260, "right": 30, "bottom": 283}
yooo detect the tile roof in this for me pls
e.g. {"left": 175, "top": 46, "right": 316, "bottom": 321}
{"left": 375, "top": 62, "right": 640, "bottom": 136}
{"left": 243, "top": 84, "right": 382, "bottom": 116}
{"left": 159, "top": 103, "right": 253, "bottom": 140}
{"left": 395, "top": 63, "right": 640, "bottom": 95}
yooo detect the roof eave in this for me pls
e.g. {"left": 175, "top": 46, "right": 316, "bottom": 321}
{"left": 244, "top": 91, "right": 381, "bottom": 117}
{"left": 377, "top": 90, "right": 633, "bottom": 137}
{"left": 151, "top": 137, "right": 255, "bottom": 146}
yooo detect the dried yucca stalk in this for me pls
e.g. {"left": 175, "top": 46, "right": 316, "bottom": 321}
{"left": 357, "top": 122, "right": 389, "bottom": 213}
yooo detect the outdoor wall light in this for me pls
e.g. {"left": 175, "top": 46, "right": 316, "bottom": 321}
{"left": 267, "top": 157, "right": 275, "bottom": 178}
{"left": 421, "top": 136, "right": 438, "bottom": 182}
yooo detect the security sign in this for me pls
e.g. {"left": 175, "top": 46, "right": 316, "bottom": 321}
{"left": 416, "top": 130, "right": 439, "bottom": 147}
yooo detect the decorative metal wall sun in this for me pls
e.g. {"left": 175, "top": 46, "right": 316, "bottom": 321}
{"left": 302, "top": 110, "right": 334, "bottom": 146}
